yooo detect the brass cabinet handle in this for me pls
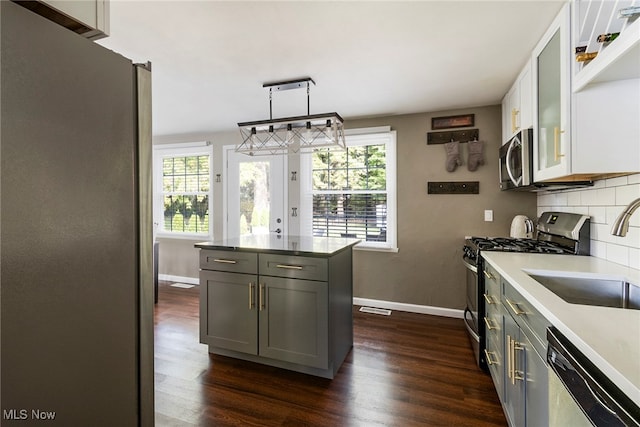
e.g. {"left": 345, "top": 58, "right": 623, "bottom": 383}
{"left": 507, "top": 333, "right": 524, "bottom": 384}
{"left": 484, "top": 317, "right": 496, "bottom": 331}
{"left": 511, "top": 108, "right": 520, "bottom": 133}
{"left": 483, "top": 293, "right": 495, "bottom": 305}
{"left": 276, "top": 264, "right": 303, "bottom": 270}
{"left": 484, "top": 349, "right": 498, "bottom": 366}
{"left": 249, "top": 282, "right": 254, "bottom": 309}
{"left": 505, "top": 298, "right": 526, "bottom": 316}
{"left": 510, "top": 336, "right": 515, "bottom": 384}
{"left": 212, "top": 258, "right": 237, "bottom": 264}
{"left": 553, "top": 127, "right": 565, "bottom": 161}
{"left": 259, "top": 283, "right": 265, "bottom": 311}
{"left": 483, "top": 270, "right": 494, "bottom": 280}
{"left": 513, "top": 341, "right": 524, "bottom": 382}
{"left": 507, "top": 335, "right": 512, "bottom": 381}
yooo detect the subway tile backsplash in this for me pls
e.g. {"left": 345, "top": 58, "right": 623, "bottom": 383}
{"left": 537, "top": 173, "right": 640, "bottom": 270}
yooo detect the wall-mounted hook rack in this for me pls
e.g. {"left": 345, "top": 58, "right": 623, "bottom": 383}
{"left": 428, "top": 181, "right": 479, "bottom": 194}
{"left": 426, "top": 129, "right": 479, "bottom": 145}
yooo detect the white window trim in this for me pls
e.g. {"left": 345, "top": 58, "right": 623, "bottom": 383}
{"left": 300, "top": 128, "right": 397, "bottom": 252}
{"left": 153, "top": 141, "right": 213, "bottom": 240}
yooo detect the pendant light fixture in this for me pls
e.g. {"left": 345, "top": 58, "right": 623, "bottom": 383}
{"left": 236, "top": 77, "right": 346, "bottom": 156}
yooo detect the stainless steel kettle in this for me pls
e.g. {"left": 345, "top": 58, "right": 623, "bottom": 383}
{"left": 510, "top": 215, "right": 534, "bottom": 238}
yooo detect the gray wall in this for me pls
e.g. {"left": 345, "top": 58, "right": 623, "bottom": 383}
{"left": 155, "top": 105, "right": 537, "bottom": 310}
{"left": 347, "top": 106, "right": 536, "bottom": 309}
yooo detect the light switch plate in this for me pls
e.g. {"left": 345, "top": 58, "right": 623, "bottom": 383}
{"left": 484, "top": 210, "right": 493, "bottom": 222}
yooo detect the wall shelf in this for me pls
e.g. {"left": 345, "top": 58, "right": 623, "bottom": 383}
{"left": 573, "top": 3, "right": 640, "bottom": 91}
{"left": 427, "top": 181, "right": 479, "bottom": 195}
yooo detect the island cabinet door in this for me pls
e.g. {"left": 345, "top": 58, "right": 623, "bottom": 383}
{"left": 200, "top": 270, "right": 258, "bottom": 355}
{"left": 258, "top": 276, "right": 329, "bottom": 369}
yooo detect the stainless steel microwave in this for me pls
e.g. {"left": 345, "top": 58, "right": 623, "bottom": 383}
{"left": 499, "top": 128, "right": 593, "bottom": 192}
{"left": 499, "top": 129, "right": 532, "bottom": 190}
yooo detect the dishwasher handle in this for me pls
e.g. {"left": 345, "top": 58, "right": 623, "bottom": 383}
{"left": 547, "top": 327, "right": 640, "bottom": 427}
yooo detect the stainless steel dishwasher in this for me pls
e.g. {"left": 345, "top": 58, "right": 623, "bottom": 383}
{"left": 547, "top": 327, "right": 640, "bottom": 426}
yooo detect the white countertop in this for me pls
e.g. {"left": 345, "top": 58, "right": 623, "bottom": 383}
{"left": 481, "top": 252, "right": 640, "bottom": 406}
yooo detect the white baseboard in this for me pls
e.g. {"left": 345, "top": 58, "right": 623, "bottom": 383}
{"left": 159, "top": 274, "right": 199, "bottom": 285}
{"left": 353, "top": 297, "right": 464, "bottom": 319}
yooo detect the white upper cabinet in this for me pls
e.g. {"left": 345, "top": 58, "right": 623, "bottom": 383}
{"left": 533, "top": 4, "right": 572, "bottom": 181}
{"left": 502, "top": 60, "right": 533, "bottom": 145}
{"left": 529, "top": 1, "right": 640, "bottom": 183}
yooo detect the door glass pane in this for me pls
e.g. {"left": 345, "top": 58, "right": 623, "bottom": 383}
{"left": 537, "top": 29, "right": 561, "bottom": 171}
{"left": 239, "top": 161, "right": 271, "bottom": 236}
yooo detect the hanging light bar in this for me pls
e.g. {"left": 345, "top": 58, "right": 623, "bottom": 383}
{"left": 236, "top": 77, "right": 346, "bottom": 156}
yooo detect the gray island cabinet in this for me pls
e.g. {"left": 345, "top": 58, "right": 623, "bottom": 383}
{"left": 195, "top": 235, "right": 359, "bottom": 379}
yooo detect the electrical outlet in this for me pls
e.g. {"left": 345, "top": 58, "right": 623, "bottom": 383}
{"left": 484, "top": 210, "right": 493, "bottom": 222}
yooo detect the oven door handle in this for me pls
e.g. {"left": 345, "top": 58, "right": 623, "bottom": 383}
{"left": 463, "top": 308, "right": 480, "bottom": 341}
{"left": 462, "top": 258, "right": 477, "bottom": 273}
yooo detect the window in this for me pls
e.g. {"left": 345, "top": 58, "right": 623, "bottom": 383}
{"left": 300, "top": 129, "right": 397, "bottom": 251}
{"left": 153, "top": 142, "right": 213, "bottom": 238}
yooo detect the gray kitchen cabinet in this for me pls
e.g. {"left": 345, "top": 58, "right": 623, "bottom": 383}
{"left": 196, "top": 236, "right": 357, "bottom": 379}
{"left": 483, "top": 262, "right": 505, "bottom": 401}
{"left": 523, "top": 332, "right": 548, "bottom": 427}
{"left": 484, "top": 258, "right": 550, "bottom": 427}
{"left": 200, "top": 270, "right": 258, "bottom": 354}
{"left": 501, "top": 276, "right": 550, "bottom": 427}
{"left": 259, "top": 276, "right": 328, "bottom": 369}
{"left": 503, "top": 311, "right": 525, "bottom": 427}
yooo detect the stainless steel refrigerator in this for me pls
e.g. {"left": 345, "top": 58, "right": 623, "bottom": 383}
{"left": 1, "top": 2, "right": 154, "bottom": 425}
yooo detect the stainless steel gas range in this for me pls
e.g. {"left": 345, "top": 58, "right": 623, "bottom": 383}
{"left": 462, "top": 211, "right": 590, "bottom": 371}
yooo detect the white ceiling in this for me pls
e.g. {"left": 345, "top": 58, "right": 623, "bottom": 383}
{"left": 97, "top": 0, "right": 564, "bottom": 137}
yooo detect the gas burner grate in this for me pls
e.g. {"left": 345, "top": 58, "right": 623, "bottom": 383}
{"left": 468, "top": 236, "right": 574, "bottom": 254}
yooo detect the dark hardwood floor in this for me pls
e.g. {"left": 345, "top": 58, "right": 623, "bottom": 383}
{"left": 154, "top": 281, "right": 507, "bottom": 426}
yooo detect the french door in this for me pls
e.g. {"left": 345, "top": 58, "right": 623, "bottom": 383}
{"left": 226, "top": 148, "right": 286, "bottom": 238}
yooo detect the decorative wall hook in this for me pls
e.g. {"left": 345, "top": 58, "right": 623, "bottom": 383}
{"left": 426, "top": 129, "right": 479, "bottom": 145}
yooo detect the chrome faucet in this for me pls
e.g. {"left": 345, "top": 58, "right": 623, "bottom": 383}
{"left": 611, "top": 198, "right": 640, "bottom": 237}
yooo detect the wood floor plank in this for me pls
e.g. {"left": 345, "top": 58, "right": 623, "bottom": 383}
{"left": 154, "top": 281, "right": 507, "bottom": 426}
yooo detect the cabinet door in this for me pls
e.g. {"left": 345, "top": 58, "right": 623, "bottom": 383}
{"left": 502, "top": 92, "right": 511, "bottom": 145}
{"left": 533, "top": 3, "right": 571, "bottom": 181}
{"left": 523, "top": 333, "right": 549, "bottom": 427}
{"left": 509, "top": 83, "right": 521, "bottom": 136}
{"left": 519, "top": 61, "right": 533, "bottom": 130}
{"left": 485, "top": 304, "right": 505, "bottom": 402}
{"left": 259, "top": 276, "right": 329, "bottom": 369}
{"left": 200, "top": 270, "right": 258, "bottom": 354}
{"left": 503, "top": 313, "right": 526, "bottom": 427}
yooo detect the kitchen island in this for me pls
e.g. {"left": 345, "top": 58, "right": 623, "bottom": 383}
{"left": 195, "top": 235, "right": 359, "bottom": 379}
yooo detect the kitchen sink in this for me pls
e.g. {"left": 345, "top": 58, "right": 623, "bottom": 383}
{"left": 524, "top": 270, "right": 640, "bottom": 310}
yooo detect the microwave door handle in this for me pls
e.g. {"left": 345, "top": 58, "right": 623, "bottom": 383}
{"left": 505, "top": 139, "right": 522, "bottom": 186}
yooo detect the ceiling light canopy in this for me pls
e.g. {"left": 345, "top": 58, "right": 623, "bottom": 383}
{"left": 236, "top": 77, "right": 346, "bottom": 156}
